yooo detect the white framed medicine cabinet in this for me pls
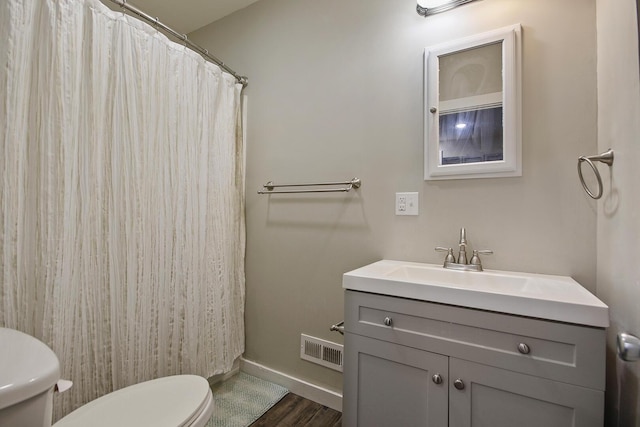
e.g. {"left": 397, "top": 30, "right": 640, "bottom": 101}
{"left": 424, "top": 24, "right": 522, "bottom": 180}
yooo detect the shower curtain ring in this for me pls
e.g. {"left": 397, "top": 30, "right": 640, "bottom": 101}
{"left": 119, "top": 0, "right": 127, "bottom": 17}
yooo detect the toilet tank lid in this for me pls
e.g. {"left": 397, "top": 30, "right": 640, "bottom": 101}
{"left": 0, "top": 328, "right": 61, "bottom": 410}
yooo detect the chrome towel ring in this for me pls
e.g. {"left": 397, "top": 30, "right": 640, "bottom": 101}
{"left": 578, "top": 149, "right": 614, "bottom": 200}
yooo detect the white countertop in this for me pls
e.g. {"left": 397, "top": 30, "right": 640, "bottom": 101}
{"left": 343, "top": 260, "right": 609, "bottom": 328}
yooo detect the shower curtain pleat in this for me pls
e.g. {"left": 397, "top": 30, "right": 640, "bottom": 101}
{"left": 0, "top": 0, "right": 245, "bottom": 420}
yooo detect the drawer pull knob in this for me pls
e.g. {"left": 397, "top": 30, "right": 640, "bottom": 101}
{"left": 383, "top": 317, "right": 393, "bottom": 327}
{"left": 432, "top": 374, "right": 443, "bottom": 385}
{"left": 454, "top": 379, "right": 465, "bottom": 390}
{"left": 517, "top": 343, "right": 531, "bottom": 354}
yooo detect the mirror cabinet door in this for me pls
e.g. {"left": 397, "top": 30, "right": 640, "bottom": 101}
{"left": 425, "top": 24, "right": 521, "bottom": 180}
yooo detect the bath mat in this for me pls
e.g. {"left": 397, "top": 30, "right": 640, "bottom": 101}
{"left": 207, "top": 372, "right": 289, "bottom": 427}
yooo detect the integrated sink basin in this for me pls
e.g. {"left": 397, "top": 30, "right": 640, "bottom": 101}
{"left": 343, "top": 260, "right": 609, "bottom": 327}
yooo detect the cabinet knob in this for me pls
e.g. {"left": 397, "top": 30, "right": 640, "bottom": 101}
{"left": 383, "top": 317, "right": 393, "bottom": 327}
{"left": 430, "top": 106, "right": 437, "bottom": 114}
{"left": 453, "top": 379, "right": 465, "bottom": 390}
{"left": 432, "top": 374, "right": 443, "bottom": 385}
{"left": 517, "top": 343, "right": 531, "bottom": 354}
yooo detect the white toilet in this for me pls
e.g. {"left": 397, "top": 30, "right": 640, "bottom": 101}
{"left": 0, "top": 327, "right": 214, "bottom": 427}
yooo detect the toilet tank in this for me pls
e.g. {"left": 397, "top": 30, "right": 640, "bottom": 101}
{"left": 0, "top": 328, "right": 61, "bottom": 427}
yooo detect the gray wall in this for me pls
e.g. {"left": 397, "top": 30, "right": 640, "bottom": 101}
{"left": 191, "top": 0, "right": 598, "bottom": 394}
{"left": 596, "top": 0, "right": 640, "bottom": 425}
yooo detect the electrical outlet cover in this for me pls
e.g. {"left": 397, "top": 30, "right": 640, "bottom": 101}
{"left": 396, "top": 192, "right": 419, "bottom": 215}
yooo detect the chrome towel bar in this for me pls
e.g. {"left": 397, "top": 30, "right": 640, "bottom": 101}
{"left": 258, "top": 178, "right": 362, "bottom": 194}
{"left": 330, "top": 321, "right": 345, "bottom": 335}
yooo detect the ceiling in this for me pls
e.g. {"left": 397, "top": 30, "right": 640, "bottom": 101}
{"left": 107, "top": 0, "right": 261, "bottom": 34}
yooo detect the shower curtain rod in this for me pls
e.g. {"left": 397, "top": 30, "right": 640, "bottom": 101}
{"left": 109, "top": 0, "right": 248, "bottom": 87}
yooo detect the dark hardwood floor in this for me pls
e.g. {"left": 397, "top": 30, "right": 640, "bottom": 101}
{"left": 250, "top": 393, "right": 342, "bottom": 427}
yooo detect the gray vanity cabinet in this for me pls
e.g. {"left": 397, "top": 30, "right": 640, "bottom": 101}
{"left": 343, "top": 290, "right": 606, "bottom": 427}
{"left": 344, "top": 334, "right": 448, "bottom": 426}
{"left": 448, "top": 358, "right": 603, "bottom": 427}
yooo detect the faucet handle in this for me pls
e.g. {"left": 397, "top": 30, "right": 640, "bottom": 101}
{"left": 469, "top": 249, "right": 493, "bottom": 266}
{"left": 435, "top": 247, "right": 456, "bottom": 263}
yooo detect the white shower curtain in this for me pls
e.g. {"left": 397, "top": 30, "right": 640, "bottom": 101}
{"left": 0, "top": 0, "right": 245, "bottom": 418}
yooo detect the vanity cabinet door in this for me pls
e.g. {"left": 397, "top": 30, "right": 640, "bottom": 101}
{"left": 343, "top": 333, "right": 448, "bottom": 427}
{"left": 448, "top": 358, "right": 604, "bottom": 427}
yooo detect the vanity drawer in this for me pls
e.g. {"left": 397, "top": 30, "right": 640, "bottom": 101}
{"left": 345, "top": 290, "right": 606, "bottom": 390}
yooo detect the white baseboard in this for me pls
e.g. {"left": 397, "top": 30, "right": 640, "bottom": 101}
{"left": 207, "top": 358, "right": 241, "bottom": 386}
{"left": 240, "top": 358, "right": 343, "bottom": 412}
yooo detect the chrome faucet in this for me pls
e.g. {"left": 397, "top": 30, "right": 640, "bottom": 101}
{"left": 435, "top": 227, "right": 492, "bottom": 272}
{"left": 458, "top": 227, "right": 468, "bottom": 265}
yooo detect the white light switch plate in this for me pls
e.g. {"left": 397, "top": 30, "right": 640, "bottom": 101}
{"left": 395, "top": 192, "right": 419, "bottom": 216}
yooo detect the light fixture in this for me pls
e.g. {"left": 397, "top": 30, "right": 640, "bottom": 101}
{"left": 417, "top": 0, "right": 479, "bottom": 17}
